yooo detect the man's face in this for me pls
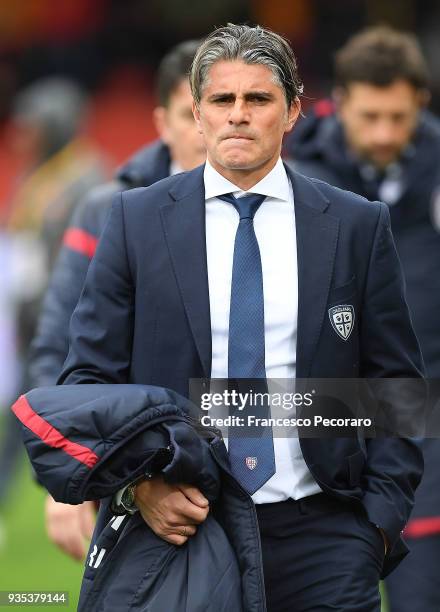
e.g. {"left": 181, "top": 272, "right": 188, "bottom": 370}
{"left": 193, "top": 60, "right": 300, "bottom": 186}
{"left": 337, "top": 80, "right": 424, "bottom": 170}
{"left": 154, "top": 79, "right": 206, "bottom": 171}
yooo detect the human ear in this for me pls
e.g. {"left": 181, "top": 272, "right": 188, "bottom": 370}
{"left": 285, "top": 96, "right": 301, "bottom": 133}
{"left": 192, "top": 100, "right": 204, "bottom": 134}
{"left": 153, "top": 107, "right": 169, "bottom": 142}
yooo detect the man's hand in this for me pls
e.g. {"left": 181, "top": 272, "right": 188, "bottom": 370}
{"left": 45, "top": 496, "right": 96, "bottom": 561}
{"left": 135, "top": 476, "right": 209, "bottom": 546}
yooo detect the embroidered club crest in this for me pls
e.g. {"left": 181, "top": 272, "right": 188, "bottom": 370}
{"left": 328, "top": 305, "right": 355, "bottom": 341}
{"left": 245, "top": 457, "right": 258, "bottom": 470}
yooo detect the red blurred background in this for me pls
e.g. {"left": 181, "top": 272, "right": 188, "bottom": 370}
{"left": 1, "top": 0, "right": 439, "bottom": 216}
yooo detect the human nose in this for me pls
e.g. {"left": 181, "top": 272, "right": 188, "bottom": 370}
{"left": 228, "top": 98, "right": 249, "bottom": 124}
{"left": 371, "top": 118, "right": 398, "bottom": 145}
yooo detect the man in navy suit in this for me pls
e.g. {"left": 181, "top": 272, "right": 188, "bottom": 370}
{"left": 60, "top": 24, "right": 424, "bottom": 611}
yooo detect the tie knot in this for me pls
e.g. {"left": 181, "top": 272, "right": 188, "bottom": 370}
{"left": 218, "top": 192, "right": 266, "bottom": 220}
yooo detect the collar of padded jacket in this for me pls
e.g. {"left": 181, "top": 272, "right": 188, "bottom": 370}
{"left": 12, "top": 384, "right": 267, "bottom": 612}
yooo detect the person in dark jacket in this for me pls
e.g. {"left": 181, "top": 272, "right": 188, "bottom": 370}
{"left": 285, "top": 26, "right": 440, "bottom": 612}
{"left": 57, "top": 23, "right": 425, "bottom": 611}
{"left": 29, "top": 39, "right": 206, "bottom": 562}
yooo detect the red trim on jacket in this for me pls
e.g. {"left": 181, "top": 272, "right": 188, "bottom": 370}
{"left": 63, "top": 227, "right": 98, "bottom": 259}
{"left": 314, "top": 99, "right": 334, "bottom": 118}
{"left": 403, "top": 517, "right": 440, "bottom": 538}
{"left": 12, "top": 395, "right": 99, "bottom": 468}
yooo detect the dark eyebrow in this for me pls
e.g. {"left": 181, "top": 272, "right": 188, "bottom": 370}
{"left": 244, "top": 91, "right": 274, "bottom": 100}
{"left": 207, "top": 91, "right": 275, "bottom": 102}
{"left": 207, "top": 93, "right": 235, "bottom": 102}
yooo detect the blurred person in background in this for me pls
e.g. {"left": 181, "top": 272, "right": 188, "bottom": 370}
{"left": 286, "top": 26, "right": 440, "bottom": 612}
{"left": 8, "top": 78, "right": 107, "bottom": 268}
{"left": 0, "top": 78, "right": 107, "bottom": 522}
{"left": 6, "top": 77, "right": 108, "bottom": 392}
{"left": 29, "top": 39, "right": 205, "bottom": 561}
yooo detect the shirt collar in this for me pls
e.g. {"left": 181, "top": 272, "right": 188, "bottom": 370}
{"left": 204, "top": 157, "right": 290, "bottom": 202}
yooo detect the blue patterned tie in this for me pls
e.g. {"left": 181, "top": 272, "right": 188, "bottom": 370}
{"left": 218, "top": 192, "right": 275, "bottom": 494}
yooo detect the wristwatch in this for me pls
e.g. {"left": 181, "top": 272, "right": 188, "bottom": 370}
{"left": 112, "top": 482, "right": 139, "bottom": 515}
{"left": 111, "top": 445, "right": 173, "bottom": 516}
{"left": 120, "top": 482, "right": 138, "bottom": 515}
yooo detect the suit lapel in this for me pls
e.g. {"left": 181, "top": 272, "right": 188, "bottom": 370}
{"left": 160, "top": 165, "right": 212, "bottom": 377}
{"left": 159, "top": 164, "right": 339, "bottom": 380}
{"left": 287, "top": 168, "right": 340, "bottom": 378}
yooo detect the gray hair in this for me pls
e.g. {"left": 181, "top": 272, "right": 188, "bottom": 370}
{"left": 190, "top": 23, "right": 303, "bottom": 108}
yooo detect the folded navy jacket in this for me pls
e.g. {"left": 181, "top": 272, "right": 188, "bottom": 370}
{"left": 12, "top": 384, "right": 267, "bottom": 612}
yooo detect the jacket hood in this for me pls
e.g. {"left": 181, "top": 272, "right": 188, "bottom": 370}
{"left": 285, "top": 100, "right": 354, "bottom": 175}
{"left": 116, "top": 140, "right": 171, "bottom": 188}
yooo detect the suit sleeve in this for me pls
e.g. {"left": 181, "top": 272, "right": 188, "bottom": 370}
{"left": 28, "top": 187, "right": 113, "bottom": 387}
{"left": 58, "top": 193, "right": 134, "bottom": 385}
{"left": 360, "top": 202, "right": 425, "bottom": 549}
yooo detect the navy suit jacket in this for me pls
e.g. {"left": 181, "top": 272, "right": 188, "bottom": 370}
{"left": 59, "top": 164, "right": 424, "bottom": 574}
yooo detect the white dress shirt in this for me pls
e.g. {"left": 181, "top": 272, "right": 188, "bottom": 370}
{"left": 204, "top": 158, "right": 321, "bottom": 503}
